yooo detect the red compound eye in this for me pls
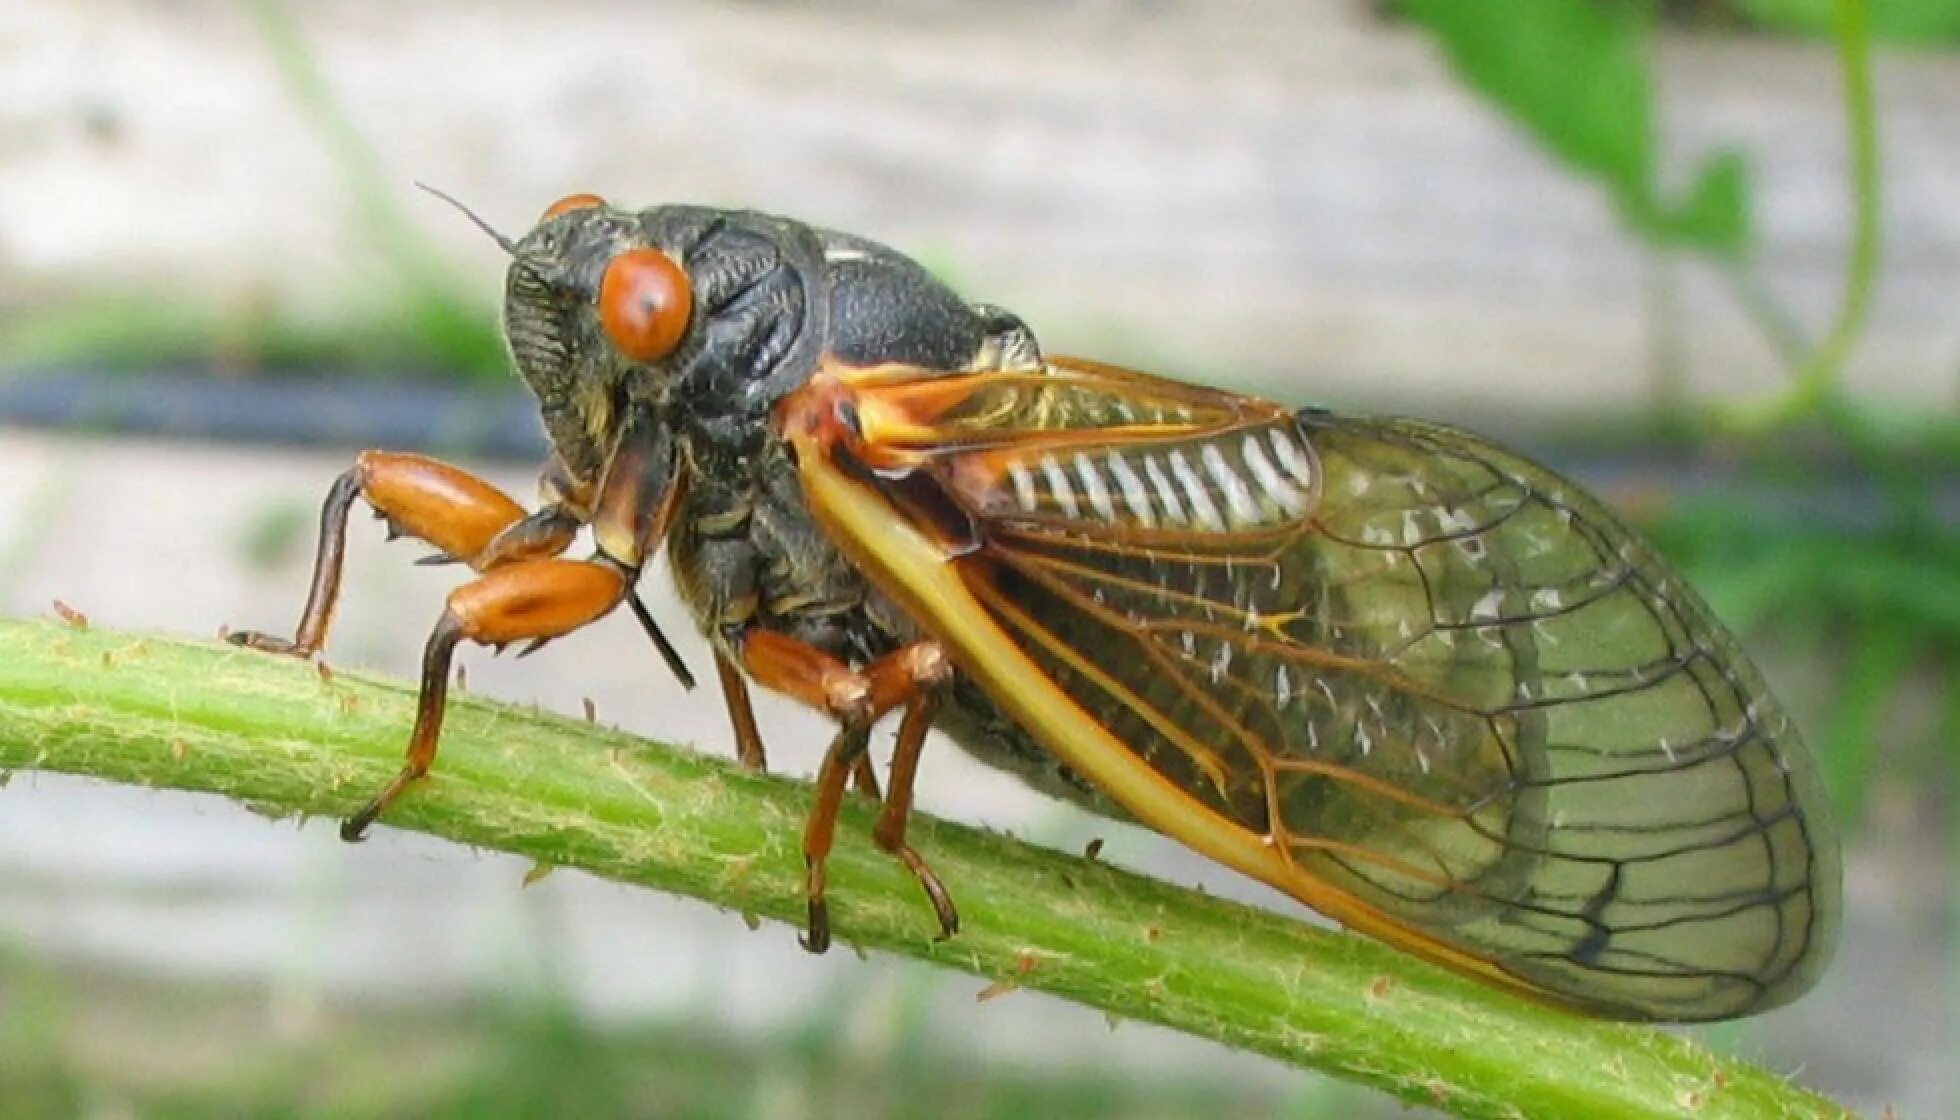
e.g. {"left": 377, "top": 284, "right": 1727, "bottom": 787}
{"left": 598, "top": 248, "right": 692, "bottom": 363}
{"left": 539, "top": 192, "right": 606, "bottom": 221}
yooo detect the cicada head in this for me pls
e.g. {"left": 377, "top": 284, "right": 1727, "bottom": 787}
{"left": 490, "top": 195, "right": 695, "bottom": 465}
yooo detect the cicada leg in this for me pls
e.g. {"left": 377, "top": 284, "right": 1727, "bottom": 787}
{"left": 712, "top": 649, "right": 878, "bottom": 796}
{"left": 799, "top": 723, "right": 866, "bottom": 954}
{"left": 229, "top": 450, "right": 693, "bottom": 685}
{"left": 226, "top": 452, "right": 577, "bottom": 658}
{"left": 871, "top": 691, "right": 956, "bottom": 934}
{"left": 340, "top": 554, "right": 632, "bottom": 841}
{"left": 714, "top": 652, "right": 770, "bottom": 772}
{"left": 851, "top": 755, "right": 883, "bottom": 801}
{"left": 336, "top": 404, "right": 689, "bottom": 841}
{"left": 734, "top": 632, "right": 957, "bottom": 951}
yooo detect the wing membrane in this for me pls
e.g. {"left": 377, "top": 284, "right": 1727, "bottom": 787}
{"left": 794, "top": 358, "right": 1840, "bottom": 1020}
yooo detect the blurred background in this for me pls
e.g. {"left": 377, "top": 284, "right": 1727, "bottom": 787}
{"left": 1, "top": 1, "right": 1955, "bottom": 1116}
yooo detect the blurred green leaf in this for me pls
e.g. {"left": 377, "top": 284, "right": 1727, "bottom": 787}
{"left": 1404, "top": 0, "right": 1755, "bottom": 255}
{"left": 0, "top": 950, "right": 84, "bottom": 1120}
{"left": 1654, "top": 149, "right": 1752, "bottom": 254}
{"left": 0, "top": 291, "right": 506, "bottom": 383}
{"left": 236, "top": 499, "right": 318, "bottom": 574}
{"left": 1647, "top": 479, "right": 1960, "bottom": 834}
{"left": 1818, "top": 620, "right": 1920, "bottom": 828}
{"left": 0, "top": 951, "right": 1291, "bottom": 1120}
{"left": 1404, "top": 0, "right": 1653, "bottom": 193}
{"left": 1735, "top": 0, "right": 1960, "bottom": 43}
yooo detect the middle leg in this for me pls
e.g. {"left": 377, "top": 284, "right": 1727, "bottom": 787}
{"left": 733, "top": 632, "right": 956, "bottom": 951}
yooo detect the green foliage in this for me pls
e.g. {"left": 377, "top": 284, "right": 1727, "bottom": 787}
{"left": 1645, "top": 486, "right": 1960, "bottom": 828}
{"left": 1401, "top": 0, "right": 1751, "bottom": 255}
{"left": 235, "top": 499, "right": 315, "bottom": 574}
{"left": 0, "top": 952, "right": 86, "bottom": 1120}
{"left": 1736, "top": 0, "right": 1960, "bottom": 43}
{"left": 0, "top": 953, "right": 1282, "bottom": 1120}
{"left": 0, "top": 292, "right": 504, "bottom": 382}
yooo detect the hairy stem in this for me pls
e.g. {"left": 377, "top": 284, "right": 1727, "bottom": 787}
{"left": 0, "top": 618, "right": 1847, "bottom": 1119}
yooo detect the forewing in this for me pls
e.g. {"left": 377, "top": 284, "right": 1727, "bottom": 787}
{"left": 796, "top": 359, "right": 1840, "bottom": 1020}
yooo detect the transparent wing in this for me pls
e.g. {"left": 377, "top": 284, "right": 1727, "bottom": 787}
{"left": 805, "top": 358, "right": 1841, "bottom": 1020}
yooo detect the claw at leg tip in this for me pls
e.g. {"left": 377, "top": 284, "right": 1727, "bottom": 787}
{"left": 800, "top": 901, "right": 832, "bottom": 954}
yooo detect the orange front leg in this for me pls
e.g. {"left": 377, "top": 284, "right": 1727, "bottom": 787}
{"left": 228, "top": 449, "right": 695, "bottom": 688}
{"left": 336, "top": 402, "right": 689, "bottom": 840}
{"left": 340, "top": 555, "right": 631, "bottom": 841}
{"left": 228, "top": 452, "right": 573, "bottom": 658}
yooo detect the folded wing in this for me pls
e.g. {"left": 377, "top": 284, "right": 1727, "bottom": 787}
{"left": 790, "top": 357, "right": 1840, "bottom": 1020}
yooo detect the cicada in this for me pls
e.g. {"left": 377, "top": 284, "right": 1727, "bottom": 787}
{"left": 230, "top": 190, "right": 1840, "bottom": 1022}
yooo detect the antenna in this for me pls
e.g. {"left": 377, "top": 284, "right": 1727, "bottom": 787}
{"left": 415, "top": 181, "right": 519, "bottom": 255}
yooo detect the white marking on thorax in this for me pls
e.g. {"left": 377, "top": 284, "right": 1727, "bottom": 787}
{"left": 1007, "top": 460, "right": 1038, "bottom": 512}
{"left": 1144, "top": 456, "right": 1188, "bottom": 524}
{"left": 1169, "top": 450, "right": 1224, "bottom": 530}
{"left": 1105, "top": 452, "right": 1155, "bottom": 527}
{"left": 1074, "top": 452, "right": 1116, "bottom": 522}
{"left": 1038, "top": 454, "right": 1080, "bottom": 518}
{"left": 1242, "top": 434, "right": 1308, "bottom": 516}
{"left": 1203, "top": 443, "right": 1262, "bottom": 526}
{"left": 1269, "top": 429, "right": 1316, "bottom": 487}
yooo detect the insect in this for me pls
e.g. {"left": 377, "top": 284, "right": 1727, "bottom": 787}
{"left": 230, "top": 189, "right": 1840, "bottom": 1022}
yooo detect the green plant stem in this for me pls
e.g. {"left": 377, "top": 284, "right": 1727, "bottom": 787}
{"left": 0, "top": 619, "right": 1849, "bottom": 1120}
{"left": 1800, "top": 0, "right": 1883, "bottom": 408}
{"left": 1727, "top": 0, "right": 1881, "bottom": 431}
